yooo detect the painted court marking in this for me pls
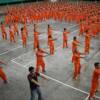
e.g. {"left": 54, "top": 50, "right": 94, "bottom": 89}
{"left": 0, "top": 24, "right": 78, "bottom": 56}
{"left": 11, "top": 60, "right": 100, "bottom": 100}
{"left": 11, "top": 30, "right": 78, "bottom": 64}
{"left": 0, "top": 29, "right": 57, "bottom": 56}
{"left": 11, "top": 29, "right": 79, "bottom": 68}
{"left": 1, "top": 21, "right": 99, "bottom": 99}
{"left": 11, "top": 47, "right": 100, "bottom": 100}
{"left": 11, "top": 51, "right": 33, "bottom": 61}
{"left": 11, "top": 38, "right": 100, "bottom": 100}
{"left": 11, "top": 60, "right": 24, "bottom": 67}
{"left": 0, "top": 41, "right": 33, "bottom": 56}
{"left": 0, "top": 30, "right": 50, "bottom": 56}
{"left": 40, "top": 74, "right": 100, "bottom": 99}
{"left": 85, "top": 95, "right": 89, "bottom": 100}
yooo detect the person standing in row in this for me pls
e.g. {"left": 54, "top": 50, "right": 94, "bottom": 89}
{"left": 35, "top": 45, "right": 49, "bottom": 73}
{"left": 72, "top": 49, "right": 85, "bottom": 80}
{"left": 0, "top": 22, "right": 7, "bottom": 40}
{"left": 84, "top": 30, "right": 91, "bottom": 54}
{"left": 33, "top": 28, "right": 39, "bottom": 50}
{"left": 89, "top": 62, "right": 100, "bottom": 100}
{"left": 48, "top": 36, "right": 55, "bottom": 55}
{"left": 63, "top": 28, "right": 69, "bottom": 48}
{"left": 47, "top": 24, "right": 52, "bottom": 45}
{"left": 21, "top": 27, "right": 27, "bottom": 48}
{"left": 9, "top": 26, "right": 16, "bottom": 43}
{"left": 0, "top": 60, "right": 8, "bottom": 84}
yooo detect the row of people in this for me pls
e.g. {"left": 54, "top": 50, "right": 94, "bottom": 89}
{"left": 0, "top": 22, "right": 92, "bottom": 54}
{"left": 4, "top": 2, "right": 100, "bottom": 37}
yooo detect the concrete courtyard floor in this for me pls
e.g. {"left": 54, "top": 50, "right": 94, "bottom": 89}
{"left": 0, "top": 19, "right": 100, "bottom": 100}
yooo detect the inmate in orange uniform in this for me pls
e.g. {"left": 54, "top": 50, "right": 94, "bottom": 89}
{"left": 13, "top": 22, "right": 19, "bottom": 36}
{"left": 84, "top": 30, "right": 91, "bottom": 54}
{"left": 79, "top": 21, "right": 84, "bottom": 36}
{"left": 89, "top": 62, "right": 100, "bottom": 100}
{"left": 23, "top": 24, "right": 28, "bottom": 37}
{"left": 72, "top": 37, "right": 80, "bottom": 63}
{"left": 0, "top": 61, "right": 8, "bottom": 84}
{"left": 63, "top": 28, "right": 69, "bottom": 48}
{"left": 21, "top": 28, "right": 27, "bottom": 48}
{"left": 48, "top": 36, "right": 55, "bottom": 55}
{"left": 72, "top": 36, "right": 80, "bottom": 53}
{"left": 72, "top": 50, "right": 84, "bottom": 80}
{"left": 33, "top": 29, "right": 39, "bottom": 50}
{"left": 0, "top": 22, "right": 7, "bottom": 40}
{"left": 47, "top": 25, "right": 52, "bottom": 45}
{"left": 35, "top": 46, "right": 48, "bottom": 73}
{"left": 9, "top": 26, "right": 16, "bottom": 43}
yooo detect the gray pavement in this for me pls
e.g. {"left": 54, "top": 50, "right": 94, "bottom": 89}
{"left": 0, "top": 19, "right": 100, "bottom": 100}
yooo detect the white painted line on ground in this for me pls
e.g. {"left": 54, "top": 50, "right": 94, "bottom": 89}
{"left": 85, "top": 95, "right": 89, "bottom": 100}
{"left": 0, "top": 24, "right": 78, "bottom": 56}
{"left": 0, "top": 45, "right": 22, "bottom": 56}
{"left": 11, "top": 51, "right": 33, "bottom": 61}
{"left": 41, "top": 73, "right": 100, "bottom": 99}
{"left": 11, "top": 60, "right": 23, "bottom": 67}
{"left": 70, "top": 29, "right": 78, "bottom": 34}
{"left": 0, "top": 41, "right": 33, "bottom": 56}
{"left": 12, "top": 29, "right": 79, "bottom": 67}
{"left": 11, "top": 60, "right": 100, "bottom": 99}
{"left": 68, "top": 24, "right": 78, "bottom": 29}
{"left": 23, "top": 60, "right": 35, "bottom": 68}
{"left": 11, "top": 28, "right": 79, "bottom": 68}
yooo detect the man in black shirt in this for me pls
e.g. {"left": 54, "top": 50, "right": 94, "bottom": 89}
{"left": 27, "top": 66, "right": 48, "bottom": 100}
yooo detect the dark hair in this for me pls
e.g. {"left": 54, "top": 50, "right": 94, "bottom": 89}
{"left": 21, "top": 27, "right": 23, "bottom": 31}
{"left": 64, "top": 28, "right": 66, "bottom": 31}
{"left": 85, "top": 30, "right": 88, "bottom": 33}
{"left": 29, "top": 66, "right": 34, "bottom": 72}
{"left": 48, "top": 24, "right": 50, "bottom": 27}
{"left": 94, "top": 62, "right": 100, "bottom": 68}
{"left": 73, "top": 36, "right": 76, "bottom": 40}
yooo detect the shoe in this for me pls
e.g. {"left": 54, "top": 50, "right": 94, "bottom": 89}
{"left": 73, "top": 77, "right": 78, "bottom": 80}
{"left": 4, "top": 80, "right": 8, "bottom": 84}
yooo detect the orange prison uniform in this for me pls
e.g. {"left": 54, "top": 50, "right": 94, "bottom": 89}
{"left": 72, "top": 40, "right": 80, "bottom": 53}
{"left": 79, "top": 23, "right": 84, "bottom": 35}
{"left": 1, "top": 24, "right": 7, "bottom": 40}
{"left": 23, "top": 24, "right": 28, "bottom": 37}
{"left": 0, "top": 67, "right": 7, "bottom": 82}
{"left": 14, "top": 23, "right": 19, "bottom": 36}
{"left": 63, "top": 31, "right": 68, "bottom": 48}
{"left": 0, "top": 61, "right": 7, "bottom": 82}
{"left": 48, "top": 37, "right": 55, "bottom": 55}
{"left": 21, "top": 31, "right": 27, "bottom": 48}
{"left": 34, "top": 31, "right": 39, "bottom": 49}
{"left": 47, "top": 26, "right": 52, "bottom": 45}
{"left": 89, "top": 69, "right": 100, "bottom": 98}
{"left": 9, "top": 28, "right": 15, "bottom": 43}
{"left": 36, "top": 49, "right": 45, "bottom": 73}
{"left": 73, "top": 52, "right": 81, "bottom": 79}
{"left": 84, "top": 33, "right": 91, "bottom": 54}
{"left": 72, "top": 40, "right": 80, "bottom": 63}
